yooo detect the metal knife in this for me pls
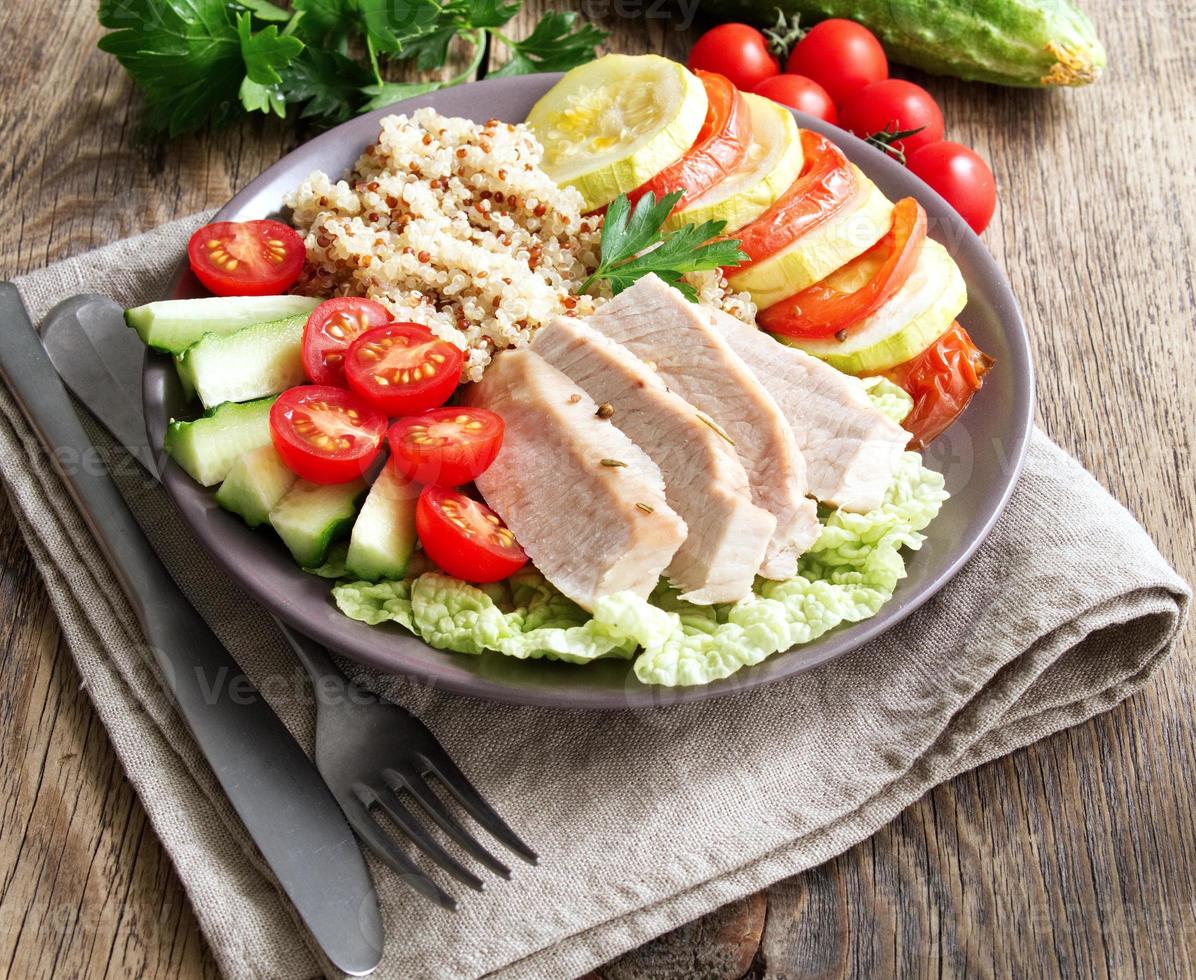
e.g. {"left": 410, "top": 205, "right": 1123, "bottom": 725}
{"left": 0, "top": 284, "right": 384, "bottom": 977}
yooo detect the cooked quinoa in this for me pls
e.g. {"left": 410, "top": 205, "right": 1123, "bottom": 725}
{"left": 286, "top": 108, "right": 755, "bottom": 381}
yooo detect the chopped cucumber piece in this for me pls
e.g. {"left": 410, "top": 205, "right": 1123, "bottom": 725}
{"left": 126, "top": 295, "right": 321, "bottom": 353}
{"left": 164, "top": 397, "right": 275, "bottom": 487}
{"left": 215, "top": 445, "right": 297, "bottom": 527}
{"left": 345, "top": 465, "right": 419, "bottom": 581}
{"left": 270, "top": 479, "right": 365, "bottom": 568}
{"left": 176, "top": 313, "right": 307, "bottom": 409}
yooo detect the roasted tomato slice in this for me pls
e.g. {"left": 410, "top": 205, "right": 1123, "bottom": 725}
{"left": 187, "top": 220, "right": 306, "bottom": 297}
{"left": 882, "top": 321, "right": 994, "bottom": 449}
{"left": 625, "top": 70, "right": 752, "bottom": 212}
{"left": 344, "top": 323, "right": 464, "bottom": 417}
{"left": 416, "top": 485, "right": 528, "bottom": 583}
{"left": 269, "top": 385, "right": 386, "bottom": 484}
{"left": 729, "top": 130, "right": 859, "bottom": 272}
{"left": 758, "top": 196, "right": 927, "bottom": 339}
{"left": 389, "top": 408, "right": 504, "bottom": 487}
{"left": 302, "top": 297, "right": 392, "bottom": 387}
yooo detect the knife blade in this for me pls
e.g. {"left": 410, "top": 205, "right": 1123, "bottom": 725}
{"left": 2, "top": 284, "right": 384, "bottom": 977}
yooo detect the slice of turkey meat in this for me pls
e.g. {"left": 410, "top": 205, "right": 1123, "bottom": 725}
{"left": 707, "top": 307, "right": 911, "bottom": 513}
{"left": 585, "top": 274, "right": 820, "bottom": 580}
{"left": 466, "top": 348, "right": 686, "bottom": 611}
{"left": 531, "top": 316, "right": 775, "bottom": 604}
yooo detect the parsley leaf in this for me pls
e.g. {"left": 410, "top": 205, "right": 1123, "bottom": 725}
{"left": 490, "top": 11, "right": 606, "bottom": 77}
{"left": 233, "top": 0, "right": 292, "bottom": 21}
{"left": 579, "top": 192, "right": 749, "bottom": 301}
{"left": 291, "top": 0, "right": 355, "bottom": 46}
{"left": 283, "top": 48, "right": 373, "bottom": 122}
{"left": 360, "top": 79, "right": 445, "bottom": 112}
{"left": 238, "top": 12, "right": 304, "bottom": 119}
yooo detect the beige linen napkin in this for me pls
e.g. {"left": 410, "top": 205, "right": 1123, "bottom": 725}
{"left": 4, "top": 216, "right": 1189, "bottom": 980}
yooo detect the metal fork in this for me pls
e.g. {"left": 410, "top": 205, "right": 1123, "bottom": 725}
{"left": 278, "top": 621, "right": 537, "bottom": 909}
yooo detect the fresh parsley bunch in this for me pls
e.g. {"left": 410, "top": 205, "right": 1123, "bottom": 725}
{"left": 97, "top": 0, "right": 607, "bottom": 138}
{"left": 578, "top": 192, "right": 749, "bottom": 302}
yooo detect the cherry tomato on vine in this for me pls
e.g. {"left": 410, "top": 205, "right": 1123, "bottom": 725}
{"left": 302, "top": 297, "right": 392, "bottom": 387}
{"left": 688, "top": 24, "right": 780, "bottom": 93}
{"left": 906, "top": 141, "right": 997, "bottom": 234}
{"left": 187, "top": 220, "right": 306, "bottom": 297}
{"left": 416, "top": 486, "right": 528, "bottom": 583}
{"left": 388, "top": 408, "right": 505, "bottom": 487}
{"left": 752, "top": 74, "right": 837, "bottom": 124}
{"left": 785, "top": 19, "right": 888, "bottom": 106}
{"left": 840, "top": 79, "right": 944, "bottom": 157}
{"left": 269, "top": 385, "right": 386, "bottom": 484}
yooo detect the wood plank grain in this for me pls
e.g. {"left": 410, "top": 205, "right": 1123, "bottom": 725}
{"left": 2, "top": 0, "right": 1195, "bottom": 977}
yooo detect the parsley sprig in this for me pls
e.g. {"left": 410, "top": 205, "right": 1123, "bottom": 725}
{"left": 578, "top": 192, "right": 749, "bottom": 302}
{"left": 97, "top": 0, "right": 606, "bottom": 138}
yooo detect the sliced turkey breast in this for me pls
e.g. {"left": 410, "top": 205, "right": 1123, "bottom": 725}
{"left": 531, "top": 316, "right": 775, "bottom": 604}
{"left": 707, "top": 308, "right": 910, "bottom": 513}
{"left": 585, "top": 274, "right": 819, "bottom": 579}
{"left": 466, "top": 348, "right": 686, "bottom": 610}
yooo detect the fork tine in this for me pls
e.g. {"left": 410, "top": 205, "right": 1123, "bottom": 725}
{"left": 373, "top": 785, "right": 485, "bottom": 892}
{"left": 343, "top": 792, "right": 457, "bottom": 911}
{"left": 413, "top": 748, "right": 538, "bottom": 864}
{"left": 385, "top": 768, "right": 512, "bottom": 879}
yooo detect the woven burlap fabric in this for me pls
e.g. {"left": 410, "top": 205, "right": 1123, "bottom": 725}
{"left": 3, "top": 215, "right": 1189, "bottom": 979}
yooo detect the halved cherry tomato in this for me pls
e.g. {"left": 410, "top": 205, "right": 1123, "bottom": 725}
{"left": 344, "top": 323, "right": 464, "bottom": 417}
{"left": 752, "top": 74, "right": 837, "bottom": 125}
{"left": 302, "top": 297, "right": 393, "bottom": 387}
{"left": 759, "top": 196, "right": 927, "bottom": 339}
{"left": 785, "top": 19, "right": 888, "bottom": 106}
{"left": 389, "top": 408, "right": 504, "bottom": 487}
{"left": 728, "top": 130, "right": 859, "bottom": 272}
{"left": 416, "top": 486, "right": 528, "bottom": 583}
{"left": 269, "top": 385, "right": 387, "bottom": 484}
{"left": 882, "top": 321, "right": 994, "bottom": 449}
{"left": 626, "top": 71, "right": 752, "bottom": 212}
{"left": 187, "top": 220, "right": 306, "bottom": 297}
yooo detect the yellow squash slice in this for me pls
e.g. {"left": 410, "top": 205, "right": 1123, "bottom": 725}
{"left": 527, "top": 55, "right": 708, "bottom": 212}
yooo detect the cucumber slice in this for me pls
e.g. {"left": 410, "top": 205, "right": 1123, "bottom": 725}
{"left": 270, "top": 479, "right": 365, "bottom": 568}
{"left": 668, "top": 93, "right": 804, "bottom": 234}
{"left": 730, "top": 173, "right": 893, "bottom": 308}
{"left": 176, "top": 313, "right": 307, "bottom": 409}
{"left": 163, "top": 397, "right": 276, "bottom": 487}
{"left": 125, "top": 295, "right": 321, "bottom": 353}
{"left": 527, "top": 55, "right": 708, "bottom": 212}
{"left": 345, "top": 465, "right": 419, "bottom": 581}
{"left": 215, "top": 445, "right": 297, "bottom": 527}
{"left": 781, "top": 240, "right": 968, "bottom": 374}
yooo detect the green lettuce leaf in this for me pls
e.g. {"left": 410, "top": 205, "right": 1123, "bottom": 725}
{"left": 858, "top": 375, "right": 913, "bottom": 426}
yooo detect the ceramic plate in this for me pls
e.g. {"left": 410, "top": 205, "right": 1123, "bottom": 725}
{"left": 144, "top": 73, "right": 1034, "bottom": 709}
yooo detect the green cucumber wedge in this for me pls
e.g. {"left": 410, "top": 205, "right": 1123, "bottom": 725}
{"left": 176, "top": 313, "right": 307, "bottom": 409}
{"left": 718, "top": 0, "right": 1105, "bottom": 87}
{"left": 270, "top": 479, "right": 366, "bottom": 568}
{"left": 126, "top": 295, "right": 320, "bottom": 353}
{"left": 215, "top": 445, "right": 297, "bottom": 527}
{"left": 345, "top": 465, "right": 419, "bottom": 582}
{"left": 163, "top": 397, "right": 276, "bottom": 487}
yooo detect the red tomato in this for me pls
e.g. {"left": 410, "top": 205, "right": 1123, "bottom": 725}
{"left": 730, "top": 130, "right": 859, "bottom": 271}
{"left": 785, "top": 19, "right": 888, "bottom": 106}
{"left": 344, "top": 323, "right": 464, "bottom": 417}
{"left": 388, "top": 408, "right": 505, "bottom": 487}
{"left": 416, "top": 486, "right": 528, "bottom": 583}
{"left": 627, "top": 71, "right": 752, "bottom": 211}
{"left": 752, "top": 74, "right": 837, "bottom": 124}
{"left": 302, "top": 297, "right": 392, "bottom": 387}
{"left": 839, "top": 79, "right": 944, "bottom": 158}
{"left": 882, "top": 321, "right": 995, "bottom": 449}
{"left": 269, "top": 385, "right": 386, "bottom": 484}
{"left": 187, "top": 220, "right": 306, "bottom": 297}
{"left": 759, "top": 196, "right": 927, "bottom": 339}
{"left": 906, "top": 141, "right": 998, "bottom": 234}
{"left": 688, "top": 24, "right": 779, "bottom": 93}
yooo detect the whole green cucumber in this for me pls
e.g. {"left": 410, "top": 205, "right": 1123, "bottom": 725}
{"left": 721, "top": 0, "right": 1107, "bottom": 87}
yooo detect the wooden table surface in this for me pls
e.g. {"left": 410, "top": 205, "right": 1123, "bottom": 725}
{"left": 2, "top": 1, "right": 1194, "bottom": 977}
